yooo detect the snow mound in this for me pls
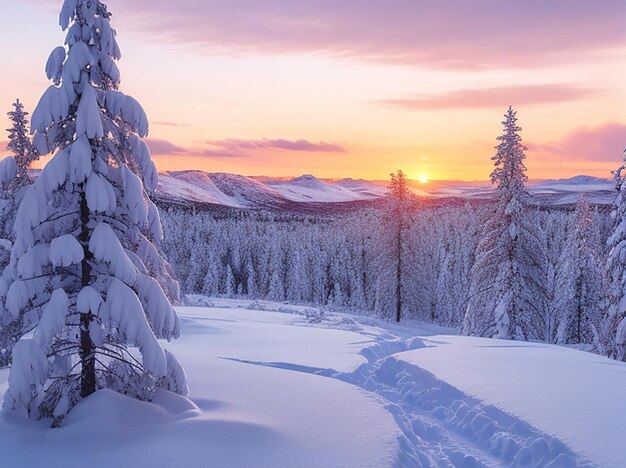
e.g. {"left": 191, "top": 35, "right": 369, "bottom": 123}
{"left": 62, "top": 389, "right": 200, "bottom": 432}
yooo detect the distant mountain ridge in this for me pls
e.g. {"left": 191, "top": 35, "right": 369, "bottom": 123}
{"left": 151, "top": 171, "right": 617, "bottom": 209}
{"left": 157, "top": 171, "right": 386, "bottom": 209}
{"left": 22, "top": 169, "right": 616, "bottom": 209}
{"left": 534, "top": 175, "right": 612, "bottom": 186}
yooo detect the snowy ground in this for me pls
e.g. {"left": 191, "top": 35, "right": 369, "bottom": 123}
{"left": 396, "top": 337, "right": 626, "bottom": 467}
{"left": 0, "top": 299, "right": 624, "bottom": 467}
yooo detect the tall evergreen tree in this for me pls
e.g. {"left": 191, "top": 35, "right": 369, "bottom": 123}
{"left": 431, "top": 205, "right": 479, "bottom": 327}
{"left": 1, "top": 0, "right": 187, "bottom": 424}
{"left": 0, "top": 103, "right": 40, "bottom": 361}
{"left": 378, "top": 170, "right": 414, "bottom": 322}
{"left": 0, "top": 100, "right": 40, "bottom": 240}
{"left": 556, "top": 196, "right": 604, "bottom": 345}
{"left": 601, "top": 150, "right": 626, "bottom": 361}
{"left": 540, "top": 210, "right": 570, "bottom": 343}
{"left": 463, "top": 107, "right": 545, "bottom": 340}
{"left": 6, "top": 99, "right": 39, "bottom": 192}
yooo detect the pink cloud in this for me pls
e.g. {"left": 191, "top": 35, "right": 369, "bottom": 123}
{"left": 530, "top": 122, "right": 626, "bottom": 162}
{"left": 64, "top": 0, "right": 626, "bottom": 70}
{"left": 146, "top": 139, "right": 190, "bottom": 156}
{"left": 152, "top": 121, "right": 191, "bottom": 128}
{"left": 207, "top": 139, "right": 346, "bottom": 153}
{"left": 147, "top": 137, "right": 347, "bottom": 159}
{"left": 380, "top": 84, "right": 599, "bottom": 110}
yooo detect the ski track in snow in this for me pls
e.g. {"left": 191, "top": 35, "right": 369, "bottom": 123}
{"left": 225, "top": 325, "right": 586, "bottom": 468}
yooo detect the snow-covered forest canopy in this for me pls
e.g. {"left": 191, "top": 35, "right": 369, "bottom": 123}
{"left": 156, "top": 108, "right": 626, "bottom": 360}
{"left": 160, "top": 193, "right": 612, "bottom": 348}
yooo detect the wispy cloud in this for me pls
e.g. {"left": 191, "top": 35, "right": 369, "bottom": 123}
{"left": 207, "top": 139, "right": 346, "bottom": 154}
{"left": 379, "top": 84, "right": 599, "bottom": 111}
{"left": 152, "top": 121, "right": 192, "bottom": 128}
{"left": 145, "top": 139, "right": 190, "bottom": 156}
{"left": 62, "top": 0, "right": 626, "bottom": 70}
{"left": 147, "top": 137, "right": 347, "bottom": 159}
{"left": 530, "top": 122, "right": 626, "bottom": 162}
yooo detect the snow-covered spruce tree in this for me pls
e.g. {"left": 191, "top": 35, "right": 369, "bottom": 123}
{"left": 409, "top": 210, "right": 445, "bottom": 322}
{"left": 428, "top": 205, "right": 479, "bottom": 327}
{"left": 462, "top": 107, "right": 545, "bottom": 340}
{"left": 602, "top": 150, "right": 626, "bottom": 361}
{"left": 540, "top": 210, "right": 570, "bottom": 343}
{"left": 0, "top": 101, "right": 40, "bottom": 364}
{"left": 375, "top": 170, "right": 414, "bottom": 322}
{"left": 556, "top": 196, "right": 604, "bottom": 345}
{"left": 0, "top": 99, "right": 40, "bottom": 240}
{"left": 6, "top": 99, "right": 39, "bottom": 192}
{"left": 2, "top": 0, "right": 187, "bottom": 424}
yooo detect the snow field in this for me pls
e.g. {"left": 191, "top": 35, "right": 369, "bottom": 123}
{"left": 397, "top": 336, "right": 626, "bottom": 467}
{"left": 1, "top": 303, "right": 623, "bottom": 467}
{"left": 0, "top": 306, "right": 400, "bottom": 468}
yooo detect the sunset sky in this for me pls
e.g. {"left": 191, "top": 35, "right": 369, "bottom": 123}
{"left": 2, "top": 1, "right": 626, "bottom": 181}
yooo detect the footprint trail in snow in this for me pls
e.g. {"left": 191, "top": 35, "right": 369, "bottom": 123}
{"left": 225, "top": 328, "right": 586, "bottom": 468}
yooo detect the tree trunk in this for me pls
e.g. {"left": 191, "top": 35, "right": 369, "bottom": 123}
{"left": 79, "top": 189, "right": 96, "bottom": 398}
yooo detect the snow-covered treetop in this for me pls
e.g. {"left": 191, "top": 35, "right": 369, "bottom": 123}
{"left": 611, "top": 149, "right": 626, "bottom": 196}
{"left": 31, "top": 0, "right": 156, "bottom": 194}
{"left": 490, "top": 107, "right": 528, "bottom": 197}
{"left": 387, "top": 170, "right": 414, "bottom": 204}
{"left": 4, "top": 99, "right": 38, "bottom": 192}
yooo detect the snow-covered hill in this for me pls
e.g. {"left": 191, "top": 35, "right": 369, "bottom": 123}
{"left": 264, "top": 174, "right": 382, "bottom": 203}
{"left": 529, "top": 176, "right": 615, "bottom": 205}
{"left": 158, "top": 171, "right": 239, "bottom": 207}
{"left": 28, "top": 168, "right": 615, "bottom": 209}
{"left": 535, "top": 175, "right": 611, "bottom": 187}
{"left": 428, "top": 175, "right": 615, "bottom": 205}
{"left": 334, "top": 178, "right": 390, "bottom": 198}
{"left": 156, "top": 171, "right": 617, "bottom": 209}
{"left": 157, "top": 172, "right": 385, "bottom": 208}
{"left": 158, "top": 171, "right": 286, "bottom": 208}
{"left": 1, "top": 301, "right": 623, "bottom": 467}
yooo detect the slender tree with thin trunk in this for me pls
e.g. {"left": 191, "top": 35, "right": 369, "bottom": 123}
{"left": 379, "top": 170, "right": 413, "bottom": 322}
